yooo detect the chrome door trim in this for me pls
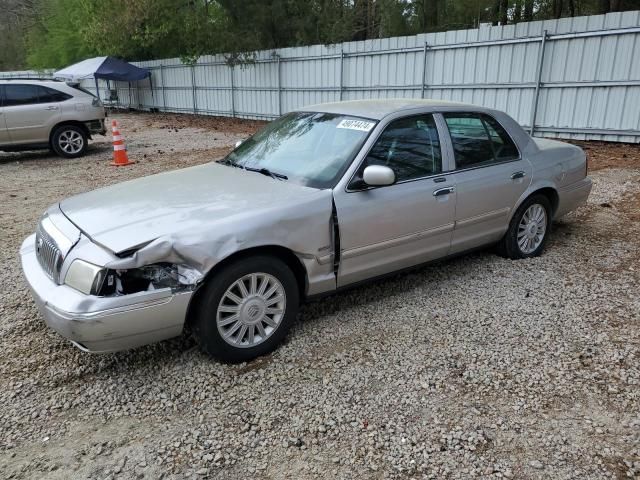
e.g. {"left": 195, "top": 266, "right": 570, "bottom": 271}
{"left": 341, "top": 222, "right": 455, "bottom": 260}
{"left": 345, "top": 171, "right": 452, "bottom": 193}
{"left": 454, "top": 207, "right": 511, "bottom": 229}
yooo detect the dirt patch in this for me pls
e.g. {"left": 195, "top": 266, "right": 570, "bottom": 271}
{"left": 569, "top": 140, "right": 640, "bottom": 171}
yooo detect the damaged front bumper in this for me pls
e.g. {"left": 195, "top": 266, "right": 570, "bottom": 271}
{"left": 20, "top": 234, "right": 191, "bottom": 353}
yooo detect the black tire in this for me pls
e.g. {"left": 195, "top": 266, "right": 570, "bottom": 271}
{"left": 497, "top": 194, "right": 552, "bottom": 259}
{"left": 191, "top": 255, "right": 299, "bottom": 363}
{"left": 51, "top": 125, "right": 88, "bottom": 158}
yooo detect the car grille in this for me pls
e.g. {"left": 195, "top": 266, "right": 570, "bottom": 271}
{"left": 35, "top": 222, "right": 63, "bottom": 284}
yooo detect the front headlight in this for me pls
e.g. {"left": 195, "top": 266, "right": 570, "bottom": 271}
{"left": 64, "top": 260, "right": 108, "bottom": 295}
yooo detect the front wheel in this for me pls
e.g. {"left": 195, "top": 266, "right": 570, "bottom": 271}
{"left": 51, "top": 125, "right": 88, "bottom": 158}
{"left": 191, "top": 255, "right": 299, "bottom": 363}
{"left": 497, "top": 194, "right": 552, "bottom": 259}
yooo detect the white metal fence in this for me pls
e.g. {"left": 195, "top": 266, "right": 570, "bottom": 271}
{"left": 2, "top": 11, "right": 640, "bottom": 142}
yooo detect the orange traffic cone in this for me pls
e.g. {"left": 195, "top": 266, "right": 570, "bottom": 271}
{"left": 111, "top": 120, "right": 134, "bottom": 166}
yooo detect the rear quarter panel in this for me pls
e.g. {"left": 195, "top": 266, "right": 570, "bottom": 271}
{"left": 517, "top": 138, "right": 590, "bottom": 219}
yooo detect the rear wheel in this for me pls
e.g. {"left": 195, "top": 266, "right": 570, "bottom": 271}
{"left": 51, "top": 125, "right": 87, "bottom": 158}
{"left": 497, "top": 194, "right": 552, "bottom": 259}
{"left": 191, "top": 255, "right": 299, "bottom": 363}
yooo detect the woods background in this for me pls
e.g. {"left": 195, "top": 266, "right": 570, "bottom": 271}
{"left": 2, "top": 0, "right": 640, "bottom": 71}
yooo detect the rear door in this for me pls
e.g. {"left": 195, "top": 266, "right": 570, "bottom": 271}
{"left": 443, "top": 112, "right": 532, "bottom": 254}
{"left": 333, "top": 113, "right": 456, "bottom": 287}
{"left": 3, "top": 84, "right": 64, "bottom": 144}
{"left": 0, "top": 86, "right": 10, "bottom": 144}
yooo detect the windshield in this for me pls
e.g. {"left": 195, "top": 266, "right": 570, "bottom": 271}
{"left": 223, "top": 112, "right": 376, "bottom": 188}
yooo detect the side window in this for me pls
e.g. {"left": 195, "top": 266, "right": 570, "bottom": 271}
{"left": 4, "top": 84, "right": 41, "bottom": 107}
{"left": 444, "top": 113, "right": 519, "bottom": 169}
{"left": 482, "top": 115, "right": 519, "bottom": 161}
{"left": 362, "top": 114, "right": 442, "bottom": 183}
{"left": 39, "top": 86, "right": 72, "bottom": 103}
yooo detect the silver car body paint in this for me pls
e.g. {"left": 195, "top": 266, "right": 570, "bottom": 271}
{"left": 20, "top": 99, "right": 592, "bottom": 352}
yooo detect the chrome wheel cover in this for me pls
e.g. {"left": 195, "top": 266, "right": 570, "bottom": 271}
{"left": 58, "top": 130, "right": 84, "bottom": 154}
{"left": 216, "top": 273, "right": 286, "bottom": 348}
{"left": 517, "top": 203, "right": 547, "bottom": 254}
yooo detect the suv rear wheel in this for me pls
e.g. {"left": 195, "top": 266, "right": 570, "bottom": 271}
{"left": 51, "top": 125, "right": 88, "bottom": 158}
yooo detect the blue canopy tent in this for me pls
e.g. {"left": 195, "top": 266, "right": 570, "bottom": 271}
{"left": 54, "top": 56, "right": 152, "bottom": 105}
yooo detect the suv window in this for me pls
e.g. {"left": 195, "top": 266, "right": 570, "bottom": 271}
{"left": 444, "top": 113, "right": 519, "bottom": 169}
{"left": 39, "top": 86, "right": 72, "bottom": 103}
{"left": 4, "top": 85, "right": 41, "bottom": 106}
{"left": 361, "top": 114, "right": 442, "bottom": 183}
{"left": 3, "top": 84, "right": 71, "bottom": 107}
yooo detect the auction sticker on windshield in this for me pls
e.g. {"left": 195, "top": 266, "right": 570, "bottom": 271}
{"left": 336, "top": 119, "right": 375, "bottom": 132}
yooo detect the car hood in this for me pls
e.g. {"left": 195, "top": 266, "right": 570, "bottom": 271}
{"left": 59, "top": 162, "right": 327, "bottom": 254}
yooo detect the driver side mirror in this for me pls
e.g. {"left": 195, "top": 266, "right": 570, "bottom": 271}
{"left": 362, "top": 165, "right": 395, "bottom": 187}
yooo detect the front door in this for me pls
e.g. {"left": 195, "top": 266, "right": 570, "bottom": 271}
{"left": 3, "top": 84, "right": 62, "bottom": 144}
{"left": 334, "top": 113, "right": 456, "bottom": 287}
{"left": 442, "top": 112, "right": 532, "bottom": 254}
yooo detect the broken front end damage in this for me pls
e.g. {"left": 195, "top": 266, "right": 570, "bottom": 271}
{"left": 20, "top": 233, "right": 193, "bottom": 353}
{"left": 91, "top": 262, "right": 202, "bottom": 297}
{"left": 102, "top": 187, "right": 337, "bottom": 297}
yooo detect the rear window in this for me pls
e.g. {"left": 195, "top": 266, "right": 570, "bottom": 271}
{"left": 67, "top": 83, "right": 97, "bottom": 98}
{"left": 444, "top": 113, "right": 519, "bottom": 169}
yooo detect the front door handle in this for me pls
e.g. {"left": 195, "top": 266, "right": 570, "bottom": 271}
{"left": 433, "top": 186, "right": 455, "bottom": 197}
{"left": 45, "top": 106, "right": 59, "bottom": 111}
{"left": 511, "top": 171, "right": 526, "bottom": 180}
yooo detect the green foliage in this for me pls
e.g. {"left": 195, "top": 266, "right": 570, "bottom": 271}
{"left": 26, "top": 0, "right": 95, "bottom": 69}
{"left": 10, "top": 0, "right": 640, "bottom": 69}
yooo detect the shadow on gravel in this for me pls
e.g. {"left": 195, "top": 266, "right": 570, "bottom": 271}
{"left": 0, "top": 144, "right": 110, "bottom": 165}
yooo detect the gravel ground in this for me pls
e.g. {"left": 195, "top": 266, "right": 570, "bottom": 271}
{"left": 0, "top": 113, "right": 639, "bottom": 480}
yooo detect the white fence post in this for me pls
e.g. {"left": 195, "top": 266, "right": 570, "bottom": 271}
{"left": 230, "top": 65, "right": 235, "bottom": 117}
{"left": 160, "top": 64, "right": 166, "bottom": 111}
{"left": 339, "top": 49, "right": 344, "bottom": 101}
{"left": 421, "top": 41, "right": 428, "bottom": 99}
{"left": 191, "top": 64, "right": 197, "bottom": 114}
{"left": 529, "top": 30, "right": 548, "bottom": 136}
{"left": 277, "top": 55, "right": 282, "bottom": 116}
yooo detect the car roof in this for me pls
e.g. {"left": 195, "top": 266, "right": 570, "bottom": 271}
{"left": 0, "top": 78, "right": 65, "bottom": 86}
{"left": 297, "top": 98, "right": 484, "bottom": 120}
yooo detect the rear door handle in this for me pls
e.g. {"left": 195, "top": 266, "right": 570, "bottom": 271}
{"left": 45, "top": 106, "right": 59, "bottom": 111}
{"left": 511, "top": 171, "right": 526, "bottom": 180}
{"left": 433, "top": 186, "right": 455, "bottom": 197}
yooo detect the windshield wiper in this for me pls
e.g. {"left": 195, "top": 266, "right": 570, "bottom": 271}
{"left": 244, "top": 166, "right": 288, "bottom": 180}
{"left": 216, "top": 159, "right": 244, "bottom": 170}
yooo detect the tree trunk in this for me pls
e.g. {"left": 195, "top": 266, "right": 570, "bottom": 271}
{"left": 500, "top": 0, "right": 508, "bottom": 24}
{"left": 598, "top": 0, "right": 610, "bottom": 14}
{"left": 492, "top": 0, "right": 500, "bottom": 25}
{"left": 523, "top": 0, "right": 533, "bottom": 21}
{"left": 514, "top": 0, "right": 522, "bottom": 22}
{"left": 610, "top": 0, "right": 623, "bottom": 12}
{"left": 568, "top": 0, "right": 575, "bottom": 16}
{"left": 553, "top": 0, "right": 563, "bottom": 18}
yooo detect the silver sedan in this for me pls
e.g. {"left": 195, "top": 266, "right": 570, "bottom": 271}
{"left": 20, "top": 99, "right": 592, "bottom": 362}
